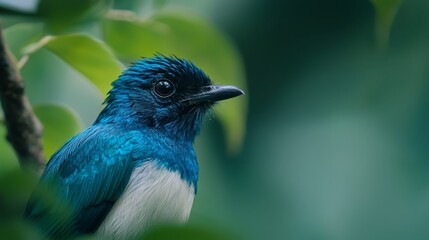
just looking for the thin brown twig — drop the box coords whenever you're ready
[0,22,45,173]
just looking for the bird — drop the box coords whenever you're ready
[24,55,244,239]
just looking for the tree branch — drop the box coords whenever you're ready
[0,23,45,173]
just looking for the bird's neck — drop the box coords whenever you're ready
[95,98,204,142]
[161,108,204,141]
[95,98,142,126]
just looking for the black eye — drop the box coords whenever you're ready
[154,79,175,98]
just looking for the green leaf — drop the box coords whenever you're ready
[370,0,404,49]
[102,10,248,153]
[33,104,82,158]
[37,0,112,32]
[3,23,45,59]
[0,168,39,218]
[24,34,124,96]
[44,34,124,96]
[0,220,44,240]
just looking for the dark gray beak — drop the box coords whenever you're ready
[183,85,244,105]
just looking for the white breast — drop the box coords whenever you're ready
[96,161,195,239]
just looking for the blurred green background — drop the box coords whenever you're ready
[2,0,429,239]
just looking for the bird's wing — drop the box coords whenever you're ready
[25,125,140,239]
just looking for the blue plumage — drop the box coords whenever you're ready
[24,56,243,239]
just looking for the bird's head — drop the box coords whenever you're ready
[97,55,243,141]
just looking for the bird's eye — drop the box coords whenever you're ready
[154,79,175,98]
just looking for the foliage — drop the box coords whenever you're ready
[370,0,404,49]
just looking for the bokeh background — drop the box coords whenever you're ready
[2,0,429,239]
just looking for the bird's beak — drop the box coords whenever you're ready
[183,85,244,105]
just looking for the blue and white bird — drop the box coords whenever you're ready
[24,56,244,239]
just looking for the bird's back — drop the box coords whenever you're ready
[24,124,141,238]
